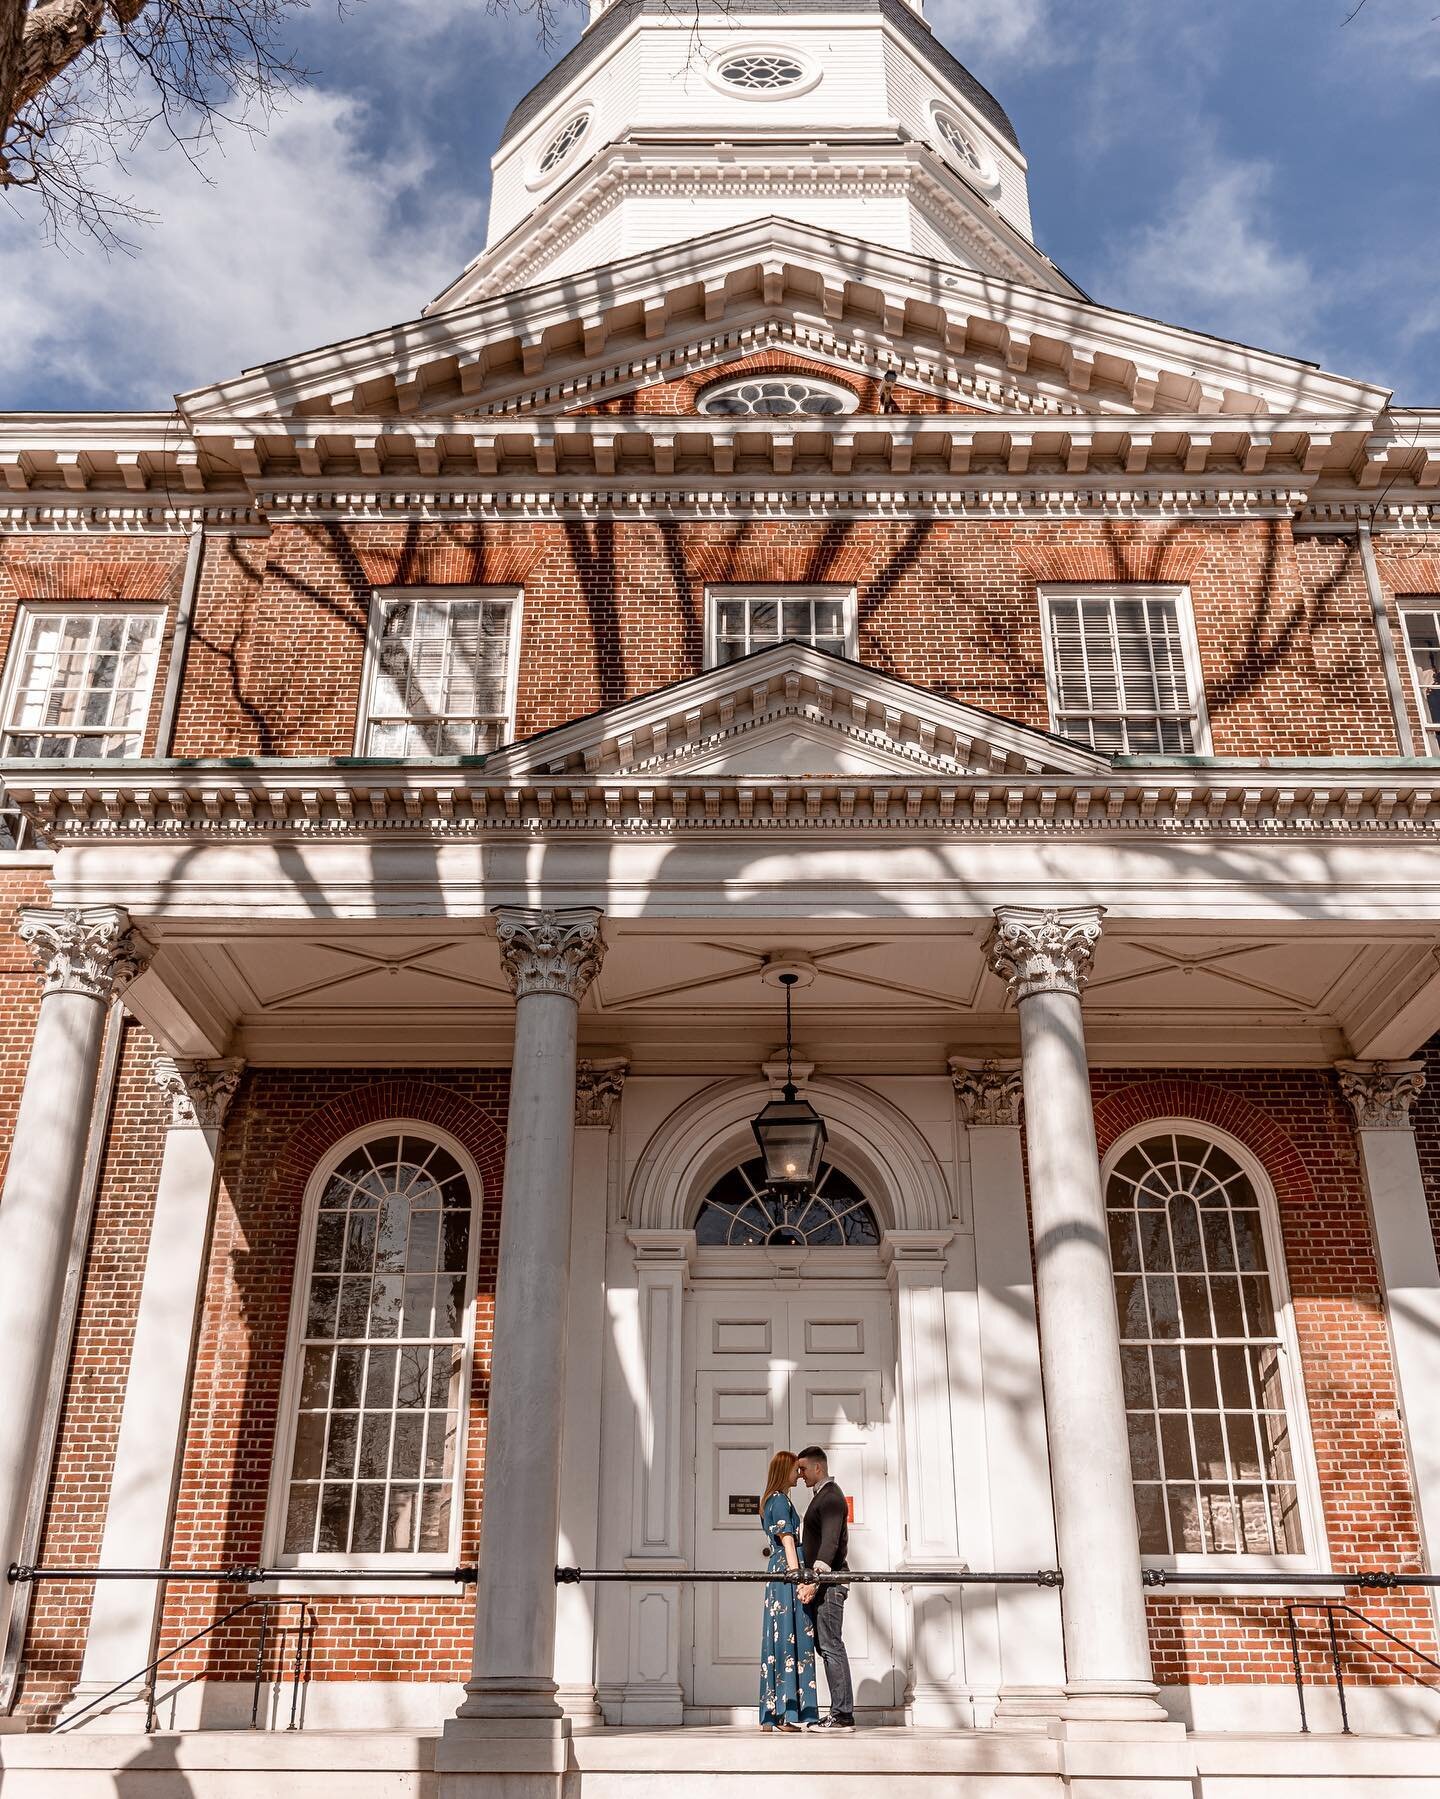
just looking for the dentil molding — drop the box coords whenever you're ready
[19,905,150,1003]
[495,905,607,1001]
[987,905,1105,1003]
[152,1056,246,1130]
[1335,1059,1427,1131]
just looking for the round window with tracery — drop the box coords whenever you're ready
[718,51,806,91]
[698,376,857,418]
[934,111,998,188]
[537,110,591,177]
[695,1155,881,1249]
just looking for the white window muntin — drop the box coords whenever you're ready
[0,602,164,760]
[704,586,857,668]
[1102,1119,1328,1577]
[1039,585,1211,756]
[1396,598,1440,755]
[526,102,595,190]
[264,1122,483,1575]
[929,103,1000,190]
[704,43,823,100]
[357,587,522,758]
[697,374,859,418]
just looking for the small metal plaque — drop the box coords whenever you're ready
[729,1494,761,1516]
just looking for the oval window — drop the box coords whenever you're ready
[933,110,999,188]
[536,110,591,180]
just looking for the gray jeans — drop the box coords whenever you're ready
[808,1584,853,1717]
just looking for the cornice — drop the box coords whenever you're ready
[470,145,1056,304]
[469,317,1079,419]
[12,765,1440,845]
[165,219,1389,426]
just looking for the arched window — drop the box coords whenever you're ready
[1105,1126,1314,1561]
[698,376,858,418]
[272,1126,480,1566]
[695,1155,881,1248]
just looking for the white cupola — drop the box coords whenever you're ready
[428,0,1071,312]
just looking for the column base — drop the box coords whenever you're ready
[556,1683,603,1731]
[990,1685,1069,1732]
[56,1682,153,1732]
[1051,1680,1178,1729]
[455,1677,566,1723]
[437,1707,573,1799]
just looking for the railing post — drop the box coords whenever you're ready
[1324,1607,1351,1735]
[1285,1607,1309,1734]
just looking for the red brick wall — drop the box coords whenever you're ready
[166,518,1400,758]
[15,1019,169,1720]
[149,1071,510,1695]
[1091,1072,1437,1689]
[1406,1033,1440,1269]
[569,350,985,416]
[0,535,189,758]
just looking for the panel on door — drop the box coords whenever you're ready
[693,1370,785,1704]
[790,1361,898,1707]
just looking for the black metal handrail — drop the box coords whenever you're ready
[1143,1568,1440,1589]
[9,1564,477,1585]
[54,1596,314,1735]
[556,1568,1062,1586]
[1285,1601,1440,1735]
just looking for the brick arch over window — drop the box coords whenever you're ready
[1018,539,1207,587]
[1092,1079,1317,1226]
[271,1078,508,1209]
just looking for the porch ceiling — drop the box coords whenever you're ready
[126,915,1440,1072]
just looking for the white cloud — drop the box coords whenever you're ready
[925,0,1060,68]
[1101,154,1321,358]
[0,89,488,408]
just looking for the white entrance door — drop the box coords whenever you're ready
[691,1289,900,1714]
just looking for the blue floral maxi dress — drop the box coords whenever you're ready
[758,1492,819,1728]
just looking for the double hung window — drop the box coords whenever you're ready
[360,588,520,756]
[0,604,163,760]
[271,1126,480,1570]
[706,587,856,667]
[1041,588,1209,755]
[1397,600,1440,754]
[1105,1124,1320,1568]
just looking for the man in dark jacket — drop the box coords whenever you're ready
[795,1445,854,1729]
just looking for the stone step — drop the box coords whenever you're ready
[2,1726,1440,1797]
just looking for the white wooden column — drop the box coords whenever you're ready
[554,1058,627,1726]
[1336,1060,1440,1614]
[885,1229,969,1724]
[0,907,148,1675]
[446,907,604,1761]
[618,1229,692,1724]
[952,1058,1068,1726]
[68,1056,244,1728]
[987,907,1166,1725]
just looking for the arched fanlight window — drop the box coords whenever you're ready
[695,1155,881,1248]
[273,1126,480,1564]
[697,376,859,418]
[1106,1126,1314,1560]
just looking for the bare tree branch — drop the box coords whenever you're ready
[0,0,572,247]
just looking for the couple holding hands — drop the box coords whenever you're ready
[758,1446,855,1732]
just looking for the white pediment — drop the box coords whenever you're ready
[481,642,1110,785]
[177,218,1390,426]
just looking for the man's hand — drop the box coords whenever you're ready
[797,1582,818,1604]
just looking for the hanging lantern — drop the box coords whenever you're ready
[751,972,827,1189]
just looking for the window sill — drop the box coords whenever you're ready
[248,1578,472,1599]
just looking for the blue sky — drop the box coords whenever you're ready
[1,0,1436,411]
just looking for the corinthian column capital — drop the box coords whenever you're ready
[575,1056,628,1127]
[950,1057,1024,1128]
[1336,1059,1427,1131]
[494,906,606,1002]
[19,905,151,1003]
[987,906,1105,1004]
[152,1056,246,1130]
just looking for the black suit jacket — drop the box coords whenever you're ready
[801,1479,849,1573]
